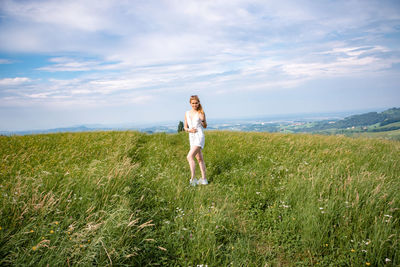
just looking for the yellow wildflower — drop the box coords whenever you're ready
[32,246,37,251]
[50,230,54,234]
[30,230,34,233]
[351,249,355,253]
[325,244,328,247]
[366,263,371,266]
[0,226,2,230]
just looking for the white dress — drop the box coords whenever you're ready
[186,111,205,149]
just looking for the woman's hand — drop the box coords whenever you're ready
[189,128,198,133]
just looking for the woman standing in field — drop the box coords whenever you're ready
[184,95,208,186]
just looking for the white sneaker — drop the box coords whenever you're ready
[189,178,197,186]
[197,178,208,185]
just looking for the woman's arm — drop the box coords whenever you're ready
[199,113,207,128]
[184,113,189,132]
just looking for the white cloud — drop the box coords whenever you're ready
[1,0,112,32]
[0,77,31,86]
[38,57,121,72]
[319,46,390,57]
[0,74,160,108]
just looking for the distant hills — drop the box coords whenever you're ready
[289,107,400,138]
[0,123,180,136]
[205,107,400,140]
[0,125,113,136]
[299,107,400,132]
[1,107,399,140]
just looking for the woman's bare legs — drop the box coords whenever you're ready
[195,149,206,180]
[187,146,201,180]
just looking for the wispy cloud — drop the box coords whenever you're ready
[0,77,31,86]
[1,0,114,32]
[37,57,121,72]
[318,46,390,56]
[281,45,398,78]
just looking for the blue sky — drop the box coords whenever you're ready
[0,0,399,131]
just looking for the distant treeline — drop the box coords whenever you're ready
[368,125,400,132]
[380,116,400,126]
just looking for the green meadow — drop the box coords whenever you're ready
[0,131,399,266]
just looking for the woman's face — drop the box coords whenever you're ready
[190,99,200,110]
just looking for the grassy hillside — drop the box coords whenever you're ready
[0,131,399,266]
[310,127,400,141]
[348,129,400,140]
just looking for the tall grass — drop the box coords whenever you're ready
[0,131,399,266]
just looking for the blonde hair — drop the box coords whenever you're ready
[190,95,204,114]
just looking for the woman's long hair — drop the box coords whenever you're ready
[190,95,207,128]
[190,95,204,114]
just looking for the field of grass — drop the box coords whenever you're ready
[305,127,400,141]
[1,131,399,266]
